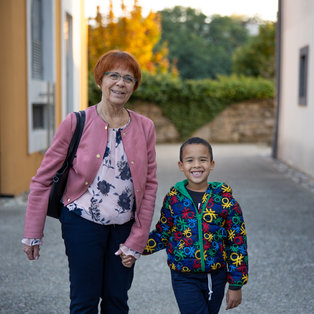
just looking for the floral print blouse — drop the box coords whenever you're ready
[67,122,134,225]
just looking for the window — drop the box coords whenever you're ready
[27,0,55,153]
[31,0,43,80]
[32,103,45,129]
[298,46,309,106]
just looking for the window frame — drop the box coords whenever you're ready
[298,45,309,106]
[27,0,55,153]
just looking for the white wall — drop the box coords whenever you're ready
[277,0,314,177]
[61,0,83,117]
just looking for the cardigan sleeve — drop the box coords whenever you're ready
[24,113,76,239]
[124,118,158,253]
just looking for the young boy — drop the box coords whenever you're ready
[139,137,248,313]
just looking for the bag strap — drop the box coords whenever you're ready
[66,111,86,167]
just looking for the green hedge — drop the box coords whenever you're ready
[88,71,275,139]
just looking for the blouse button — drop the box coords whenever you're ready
[123,132,126,136]
[131,161,134,165]
[84,181,89,185]
[105,126,108,130]
[96,154,101,158]
[67,198,71,202]
[136,189,139,193]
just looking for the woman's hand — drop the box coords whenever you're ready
[226,288,242,310]
[23,244,40,260]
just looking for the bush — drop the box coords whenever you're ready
[88,71,275,139]
[131,72,274,139]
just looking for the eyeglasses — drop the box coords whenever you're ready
[105,72,137,84]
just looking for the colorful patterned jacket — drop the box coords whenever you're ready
[143,179,248,289]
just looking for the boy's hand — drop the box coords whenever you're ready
[121,254,136,268]
[115,244,136,268]
[226,288,242,310]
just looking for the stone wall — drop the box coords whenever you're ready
[128,101,180,143]
[129,99,275,144]
[192,99,275,145]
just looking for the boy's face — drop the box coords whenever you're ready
[178,143,215,192]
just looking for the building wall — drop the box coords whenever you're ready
[0,0,87,196]
[277,0,314,177]
[61,0,85,116]
[58,0,88,121]
[0,1,43,195]
[80,0,88,113]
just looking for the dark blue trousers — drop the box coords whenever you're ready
[171,269,227,314]
[60,207,134,314]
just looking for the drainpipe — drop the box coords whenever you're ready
[272,0,282,158]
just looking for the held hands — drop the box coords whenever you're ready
[23,244,40,260]
[115,244,136,268]
[226,288,242,310]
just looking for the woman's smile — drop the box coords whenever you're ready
[111,89,126,95]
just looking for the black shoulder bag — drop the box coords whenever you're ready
[47,111,86,219]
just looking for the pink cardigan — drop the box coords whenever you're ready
[24,106,158,253]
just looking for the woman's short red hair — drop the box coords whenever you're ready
[94,50,142,91]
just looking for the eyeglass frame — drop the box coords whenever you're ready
[104,71,138,84]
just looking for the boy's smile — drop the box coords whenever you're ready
[178,143,215,192]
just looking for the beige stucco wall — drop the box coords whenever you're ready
[277,0,314,177]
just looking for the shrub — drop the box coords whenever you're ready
[131,72,274,139]
[88,72,102,106]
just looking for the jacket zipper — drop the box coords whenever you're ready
[195,204,205,271]
[183,188,212,272]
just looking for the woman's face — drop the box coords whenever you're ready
[100,67,136,108]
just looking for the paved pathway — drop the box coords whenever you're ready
[1,144,314,313]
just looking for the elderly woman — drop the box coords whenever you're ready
[23,50,158,313]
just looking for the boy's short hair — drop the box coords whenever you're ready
[179,137,213,162]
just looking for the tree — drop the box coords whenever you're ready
[158,7,250,79]
[88,0,169,73]
[232,22,276,79]
[207,15,250,75]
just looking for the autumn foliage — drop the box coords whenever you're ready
[88,0,170,73]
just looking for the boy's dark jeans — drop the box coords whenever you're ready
[171,268,227,314]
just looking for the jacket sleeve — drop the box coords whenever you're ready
[24,113,76,239]
[142,194,173,255]
[221,184,249,289]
